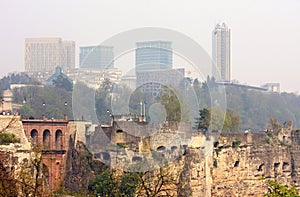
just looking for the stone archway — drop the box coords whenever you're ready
[43,130,51,149]
[55,130,63,150]
[30,129,38,144]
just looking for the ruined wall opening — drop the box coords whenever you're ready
[274,162,280,169]
[282,162,289,171]
[214,141,219,147]
[157,146,166,151]
[182,144,188,155]
[132,156,142,162]
[55,130,63,150]
[258,163,264,171]
[234,160,239,167]
[116,129,123,133]
[171,146,178,151]
[43,129,51,149]
[99,152,110,161]
[30,129,38,144]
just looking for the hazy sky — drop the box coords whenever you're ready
[1,0,300,93]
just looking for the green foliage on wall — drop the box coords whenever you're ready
[0,133,20,145]
[264,179,300,197]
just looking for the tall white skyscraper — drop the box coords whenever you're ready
[212,23,231,82]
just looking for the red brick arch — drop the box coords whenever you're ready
[30,129,38,144]
[22,119,68,190]
[23,119,67,150]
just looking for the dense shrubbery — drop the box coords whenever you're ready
[0,133,20,145]
[265,179,300,197]
[88,169,140,197]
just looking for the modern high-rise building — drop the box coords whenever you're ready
[212,23,231,82]
[25,38,75,73]
[62,41,75,72]
[134,41,184,97]
[79,45,114,69]
[135,41,172,72]
[136,68,185,97]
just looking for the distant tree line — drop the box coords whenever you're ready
[193,76,300,131]
[0,73,40,91]
[7,73,300,130]
[195,107,240,133]
[13,86,72,120]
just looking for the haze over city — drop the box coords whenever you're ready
[2,1,300,196]
[1,0,300,92]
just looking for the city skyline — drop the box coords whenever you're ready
[1,0,300,93]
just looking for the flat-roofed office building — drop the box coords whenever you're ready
[135,41,172,72]
[25,37,75,73]
[79,45,114,69]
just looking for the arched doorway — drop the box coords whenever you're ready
[30,129,38,144]
[43,130,51,149]
[55,130,63,150]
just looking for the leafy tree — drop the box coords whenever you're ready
[52,75,73,91]
[0,115,21,145]
[195,107,240,132]
[0,152,19,197]
[72,82,97,122]
[223,109,240,132]
[0,116,49,196]
[195,108,211,132]
[192,77,300,131]
[88,169,140,197]
[268,117,282,133]
[0,146,50,197]
[17,146,50,197]
[159,93,181,122]
[118,172,140,196]
[88,169,117,197]
[0,73,39,91]
[210,107,226,131]
[88,163,185,197]
[95,89,111,124]
[13,86,72,119]
[135,167,180,197]
[264,179,299,197]
[19,103,35,118]
[0,133,20,145]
